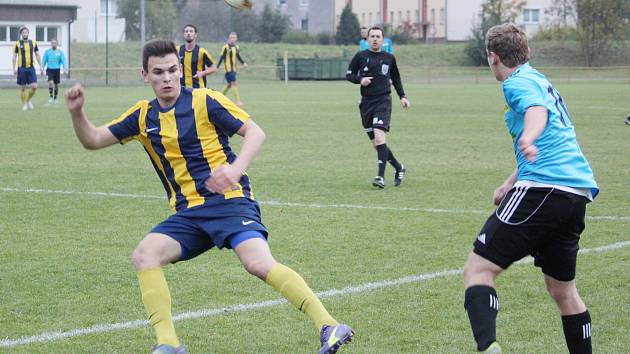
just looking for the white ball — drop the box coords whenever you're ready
[224,0,253,9]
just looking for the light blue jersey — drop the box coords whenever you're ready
[42,48,67,71]
[358,37,393,53]
[502,63,598,198]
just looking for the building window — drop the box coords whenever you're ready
[431,9,435,24]
[35,26,60,42]
[415,9,420,24]
[362,13,365,26]
[278,0,287,6]
[407,10,411,22]
[100,0,119,16]
[0,26,6,42]
[439,8,445,25]
[300,0,308,6]
[9,26,21,41]
[523,9,540,23]
[398,11,402,25]
[390,11,394,24]
[301,19,308,31]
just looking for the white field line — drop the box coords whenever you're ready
[2,187,629,221]
[1,240,629,347]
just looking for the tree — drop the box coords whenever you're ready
[464,0,526,66]
[117,0,177,40]
[575,0,629,66]
[258,4,290,43]
[335,4,361,45]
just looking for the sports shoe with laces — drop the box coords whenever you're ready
[372,176,385,189]
[481,341,502,353]
[27,101,34,110]
[318,324,354,354]
[394,165,406,187]
[48,97,54,103]
[151,344,188,354]
[625,114,630,125]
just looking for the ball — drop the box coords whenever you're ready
[224,0,253,9]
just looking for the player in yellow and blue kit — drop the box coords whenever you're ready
[218,32,247,106]
[463,24,598,354]
[12,26,42,111]
[65,39,353,354]
[177,24,217,88]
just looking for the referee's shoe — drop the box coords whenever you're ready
[625,114,630,125]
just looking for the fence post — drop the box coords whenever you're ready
[283,51,288,85]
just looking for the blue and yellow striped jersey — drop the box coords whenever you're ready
[217,44,245,73]
[177,44,215,88]
[107,88,254,212]
[13,39,39,69]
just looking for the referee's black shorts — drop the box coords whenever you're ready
[46,69,61,84]
[359,94,392,133]
[473,186,589,281]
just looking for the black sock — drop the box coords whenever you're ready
[465,285,499,351]
[387,148,402,171]
[375,144,388,178]
[562,311,592,354]
[54,85,58,99]
[49,86,53,98]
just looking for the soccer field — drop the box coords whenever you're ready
[0,80,628,353]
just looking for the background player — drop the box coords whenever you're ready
[178,24,217,88]
[12,26,42,111]
[347,26,410,188]
[42,39,67,104]
[65,39,353,354]
[217,32,248,106]
[463,24,598,354]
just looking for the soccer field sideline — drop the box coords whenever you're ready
[2,187,629,221]
[1,239,628,348]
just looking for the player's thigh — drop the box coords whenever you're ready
[134,232,183,265]
[148,213,214,262]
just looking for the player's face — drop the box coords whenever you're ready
[20,29,29,40]
[51,39,58,49]
[143,53,182,104]
[368,30,383,51]
[486,50,502,81]
[361,28,368,39]
[229,33,237,44]
[184,27,197,43]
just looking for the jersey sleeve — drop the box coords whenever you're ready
[236,47,245,64]
[42,50,48,68]
[390,56,405,98]
[33,41,38,52]
[14,42,18,53]
[346,52,362,84]
[503,77,546,114]
[106,102,145,144]
[202,49,214,66]
[217,45,226,67]
[205,90,250,136]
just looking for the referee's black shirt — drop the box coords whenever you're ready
[346,49,406,99]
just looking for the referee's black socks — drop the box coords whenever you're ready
[49,86,53,98]
[375,144,388,178]
[465,285,499,351]
[562,311,592,354]
[387,147,402,171]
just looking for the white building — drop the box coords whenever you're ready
[71,0,125,43]
[0,0,77,75]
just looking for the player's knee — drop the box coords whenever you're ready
[131,244,160,270]
[546,282,579,305]
[243,258,273,279]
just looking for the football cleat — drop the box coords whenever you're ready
[625,114,630,125]
[48,97,54,103]
[151,344,188,354]
[481,342,502,353]
[22,104,28,111]
[372,176,385,189]
[318,324,354,354]
[394,165,406,187]
[27,101,34,110]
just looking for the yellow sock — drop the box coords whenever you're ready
[19,91,27,104]
[265,263,337,330]
[27,88,36,101]
[232,87,241,102]
[222,85,230,95]
[137,268,180,347]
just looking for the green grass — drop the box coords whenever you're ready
[0,79,629,353]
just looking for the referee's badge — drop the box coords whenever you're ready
[381,64,389,75]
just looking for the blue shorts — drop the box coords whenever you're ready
[151,198,268,261]
[17,67,37,85]
[225,72,237,83]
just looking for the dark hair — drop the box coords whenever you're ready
[183,24,197,33]
[142,39,178,71]
[485,24,529,68]
[361,26,368,30]
[367,26,384,38]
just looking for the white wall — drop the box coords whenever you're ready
[1,21,70,75]
[72,0,125,43]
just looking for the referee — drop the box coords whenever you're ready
[346,26,410,188]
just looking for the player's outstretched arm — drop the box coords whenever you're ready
[65,84,119,150]
[204,119,265,194]
[519,106,548,162]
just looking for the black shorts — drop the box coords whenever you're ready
[46,69,61,84]
[359,95,392,134]
[473,186,589,281]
